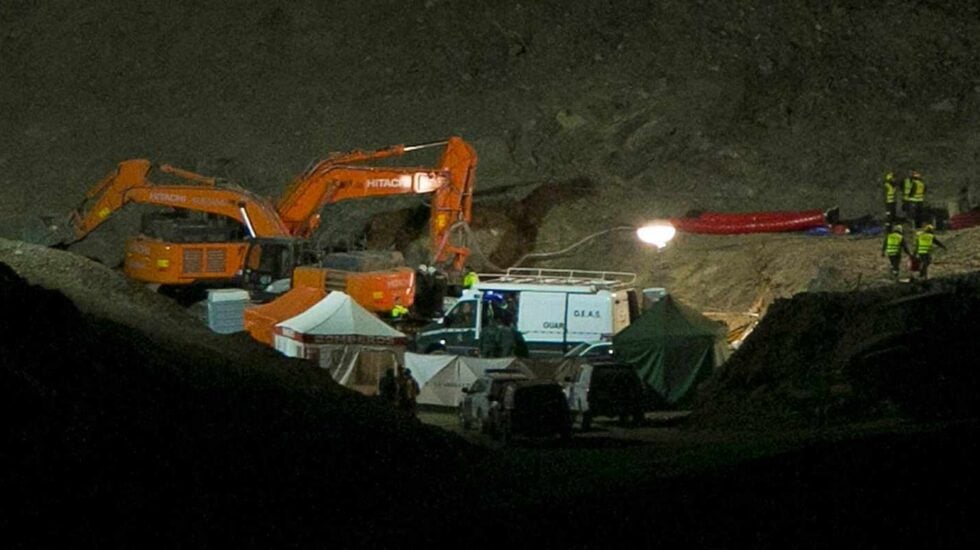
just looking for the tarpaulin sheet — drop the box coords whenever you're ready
[613,296,729,407]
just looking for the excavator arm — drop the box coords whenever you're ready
[277,165,448,237]
[430,136,477,273]
[66,160,290,243]
[274,136,478,273]
[276,141,449,237]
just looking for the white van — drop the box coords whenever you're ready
[413,268,638,358]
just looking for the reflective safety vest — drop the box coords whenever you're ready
[391,304,409,318]
[907,178,926,203]
[884,180,896,203]
[915,232,935,255]
[885,231,904,256]
[463,271,479,289]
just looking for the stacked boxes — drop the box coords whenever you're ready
[206,289,250,334]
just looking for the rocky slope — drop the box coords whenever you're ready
[3,240,977,548]
[2,1,979,306]
[4,4,980,543]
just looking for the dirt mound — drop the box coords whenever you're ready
[2,243,978,547]
[692,273,980,428]
[0,258,480,547]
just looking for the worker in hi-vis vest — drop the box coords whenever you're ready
[903,170,926,228]
[390,298,409,320]
[462,268,479,289]
[882,223,912,281]
[882,171,897,222]
[913,224,946,280]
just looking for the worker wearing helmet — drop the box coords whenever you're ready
[882,171,897,221]
[882,223,912,281]
[903,170,926,228]
[902,171,914,215]
[913,224,946,280]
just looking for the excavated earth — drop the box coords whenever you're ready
[3,1,980,547]
[2,242,978,548]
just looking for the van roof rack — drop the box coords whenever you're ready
[480,267,636,289]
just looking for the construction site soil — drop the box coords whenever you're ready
[3,1,980,547]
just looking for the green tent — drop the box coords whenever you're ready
[613,295,730,408]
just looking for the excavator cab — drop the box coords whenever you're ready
[241,237,312,297]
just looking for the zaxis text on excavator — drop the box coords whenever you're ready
[62,136,477,313]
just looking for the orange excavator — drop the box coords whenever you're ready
[272,135,476,274]
[63,137,477,312]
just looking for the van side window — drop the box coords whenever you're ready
[447,301,476,329]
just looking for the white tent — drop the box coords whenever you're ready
[404,352,533,407]
[274,292,408,395]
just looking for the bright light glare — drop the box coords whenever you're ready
[636,222,676,248]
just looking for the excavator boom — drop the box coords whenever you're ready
[276,141,448,237]
[274,136,477,273]
[277,165,448,237]
[67,160,289,243]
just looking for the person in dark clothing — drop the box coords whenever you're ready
[479,321,502,358]
[495,315,529,358]
[397,368,420,416]
[412,264,446,319]
[512,329,529,358]
[497,318,517,357]
[378,368,398,405]
[904,170,926,228]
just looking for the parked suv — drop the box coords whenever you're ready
[562,359,645,430]
[562,340,615,360]
[459,369,530,433]
[492,379,573,443]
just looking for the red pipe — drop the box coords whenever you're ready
[697,209,825,223]
[670,210,827,234]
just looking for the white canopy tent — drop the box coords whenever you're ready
[274,292,408,395]
[405,352,533,407]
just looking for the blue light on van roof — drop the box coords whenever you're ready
[481,291,504,303]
